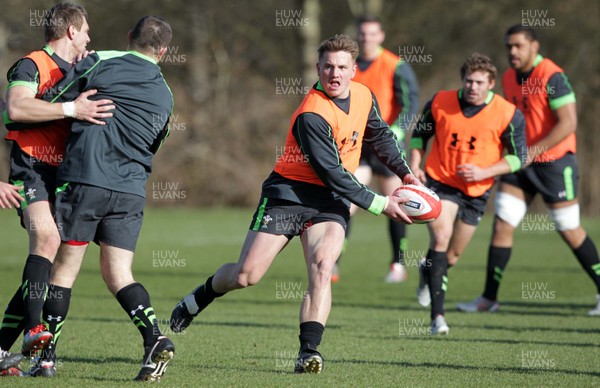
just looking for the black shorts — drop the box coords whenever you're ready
[8,143,57,218]
[54,183,145,252]
[249,197,350,239]
[500,152,579,204]
[359,142,405,178]
[426,175,490,226]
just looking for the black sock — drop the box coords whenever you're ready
[192,276,225,314]
[42,284,71,348]
[299,321,324,351]
[116,283,161,348]
[22,254,53,332]
[389,219,407,265]
[482,246,512,301]
[428,250,448,320]
[572,236,600,293]
[0,287,25,350]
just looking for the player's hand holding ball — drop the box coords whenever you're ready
[392,184,441,224]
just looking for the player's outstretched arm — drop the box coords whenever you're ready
[6,86,114,125]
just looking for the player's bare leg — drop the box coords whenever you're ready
[422,200,458,334]
[295,221,344,373]
[170,231,289,333]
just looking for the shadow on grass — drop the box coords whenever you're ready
[369,335,599,349]
[66,315,341,330]
[328,357,600,378]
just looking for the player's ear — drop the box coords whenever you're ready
[67,25,76,40]
[489,78,496,90]
[531,39,540,53]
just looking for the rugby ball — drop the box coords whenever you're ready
[393,185,441,224]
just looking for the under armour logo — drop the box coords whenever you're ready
[513,96,529,111]
[130,304,144,316]
[340,131,359,149]
[450,133,477,150]
[451,133,459,147]
[46,315,62,322]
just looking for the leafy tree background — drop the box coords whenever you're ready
[1,0,597,213]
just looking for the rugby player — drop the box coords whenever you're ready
[411,53,526,334]
[457,25,600,316]
[170,34,420,374]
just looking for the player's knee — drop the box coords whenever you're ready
[447,251,460,267]
[311,255,335,285]
[431,229,452,250]
[235,271,260,288]
[495,192,526,228]
[31,229,61,257]
[547,204,580,232]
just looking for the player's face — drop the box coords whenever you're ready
[357,22,384,56]
[462,70,495,106]
[505,33,538,72]
[317,51,356,99]
[72,19,91,55]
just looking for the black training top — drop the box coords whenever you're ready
[45,50,173,198]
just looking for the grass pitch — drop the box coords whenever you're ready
[1,208,599,386]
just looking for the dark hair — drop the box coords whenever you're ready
[129,16,172,53]
[44,2,88,42]
[460,53,497,81]
[356,14,382,28]
[317,34,359,61]
[505,24,538,41]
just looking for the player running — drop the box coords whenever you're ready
[333,15,420,283]
[457,25,600,316]
[171,34,420,374]
[411,53,526,334]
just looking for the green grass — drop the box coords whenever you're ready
[1,208,599,386]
